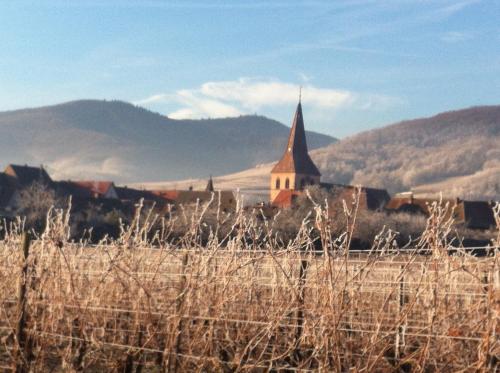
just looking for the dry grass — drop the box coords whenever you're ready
[0,196,499,372]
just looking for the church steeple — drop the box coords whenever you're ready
[270,100,321,203]
[205,175,214,192]
[271,101,321,176]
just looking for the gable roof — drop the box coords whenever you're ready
[271,102,321,176]
[271,190,302,208]
[320,183,391,210]
[4,164,52,187]
[54,181,93,199]
[72,181,115,197]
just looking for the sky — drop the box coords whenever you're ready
[0,0,499,138]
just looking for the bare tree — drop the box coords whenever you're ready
[14,181,60,230]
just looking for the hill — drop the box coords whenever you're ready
[313,106,500,200]
[147,106,500,201]
[0,100,335,183]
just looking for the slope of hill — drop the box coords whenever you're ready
[313,106,500,200]
[148,106,500,201]
[0,100,335,183]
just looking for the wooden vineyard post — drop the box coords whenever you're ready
[395,264,406,362]
[12,233,32,373]
[293,254,309,363]
[168,251,189,373]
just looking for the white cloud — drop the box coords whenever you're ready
[436,0,481,17]
[134,77,401,120]
[198,78,353,111]
[134,93,170,106]
[169,90,242,119]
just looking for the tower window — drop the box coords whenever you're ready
[300,178,305,188]
[275,178,280,189]
[285,178,290,189]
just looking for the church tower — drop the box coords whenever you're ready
[270,100,321,203]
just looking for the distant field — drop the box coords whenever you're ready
[132,163,273,203]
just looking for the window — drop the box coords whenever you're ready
[285,178,290,189]
[300,178,305,188]
[275,178,280,189]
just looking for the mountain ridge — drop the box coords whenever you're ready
[0,99,335,183]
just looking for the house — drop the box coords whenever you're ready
[0,164,53,214]
[269,101,390,211]
[386,193,496,230]
[71,181,119,199]
[320,183,391,211]
[55,181,94,200]
[4,164,52,187]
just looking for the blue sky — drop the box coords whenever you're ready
[0,0,499,137]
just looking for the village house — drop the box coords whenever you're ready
[270,101,390,211]
[386,192,496,230]
[0,164,53,216]
[71,181,119,199]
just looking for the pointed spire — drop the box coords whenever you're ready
[205,175,214,192]
[271,100,321,177]
[286,101,308,156]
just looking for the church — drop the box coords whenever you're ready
[270,100,391,211]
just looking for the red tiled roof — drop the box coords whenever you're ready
[271,102,321,176]
[385,196,458,214]
[152,190,179,201]
[73,181,114,196]
[271,190,303,208]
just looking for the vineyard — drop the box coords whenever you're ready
[0,198,499,372]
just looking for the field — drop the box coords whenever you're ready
[0,200,499,372]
